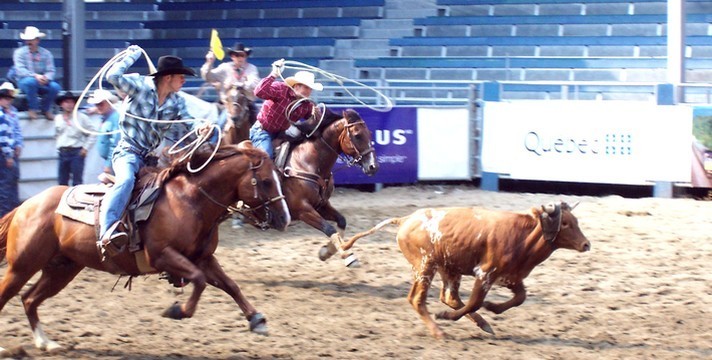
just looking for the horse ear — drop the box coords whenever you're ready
[237,140,254,150]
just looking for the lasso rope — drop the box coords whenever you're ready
[276,60,393,112]
[71,46,220,173]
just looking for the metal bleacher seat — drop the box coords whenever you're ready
[145,18,361,40]
[155,0,385,19]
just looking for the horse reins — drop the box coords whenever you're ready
[198,157,284,230]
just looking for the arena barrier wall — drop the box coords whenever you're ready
[481,101,692,186]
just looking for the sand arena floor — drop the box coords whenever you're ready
[0,184,710,359]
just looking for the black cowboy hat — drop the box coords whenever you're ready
[55,90,80,105]
[226,42,252,57]
[148,55,196,77]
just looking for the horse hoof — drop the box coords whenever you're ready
[161,302,185,320]
[343,254,360,268]
[249,313,268,335]
[318,244,336,261]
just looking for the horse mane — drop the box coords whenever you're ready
[136,145,262,189]
[313,108,361,133]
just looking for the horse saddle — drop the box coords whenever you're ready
[274,142,291,171]
[56,181,162,254]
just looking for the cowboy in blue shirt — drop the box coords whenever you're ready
[99,45,198,250]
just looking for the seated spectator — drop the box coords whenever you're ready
[12,26,61,120]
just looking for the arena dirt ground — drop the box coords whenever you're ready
[0,184,710,359]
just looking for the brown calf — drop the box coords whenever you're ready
[342,201,590,339]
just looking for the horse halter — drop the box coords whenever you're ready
[227,84,248,118]
[331,119,374,167]
[199,157,284,230]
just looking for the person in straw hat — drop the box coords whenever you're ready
[0,82,22,217]
[12,26,61,120]
[53,90,97,187]
[86,89,120,175]
[201,42,260,126]
[249,59,323,158]
[98,45,202,254]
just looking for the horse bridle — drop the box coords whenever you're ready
[327,119,374,167]
[227,85,249,120]
[198,157,284,230]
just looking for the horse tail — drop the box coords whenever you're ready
[341,216,405,251]
[0,208,18,265]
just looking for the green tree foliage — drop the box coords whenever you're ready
[693,115,712,149]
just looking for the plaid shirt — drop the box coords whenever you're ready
[254,75,313,133]
[106,48,193,154]
[0,113,14,159]
[4,106,22,150]
[13,46,56,80]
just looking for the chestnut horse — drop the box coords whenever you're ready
[0,142,290,353]
[280,108,378,267]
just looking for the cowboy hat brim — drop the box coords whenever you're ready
[148,67,197,77]
[55,94,80,105]
[285,77,324,91]
[227,48,252,56]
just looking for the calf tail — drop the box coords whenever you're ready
[0,208,18,265]
[342,216,404,251]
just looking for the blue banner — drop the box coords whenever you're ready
[332,107,418,184]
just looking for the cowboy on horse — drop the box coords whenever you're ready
[98,45,205,253]
[201,42,259,129]
[249,59,323,158]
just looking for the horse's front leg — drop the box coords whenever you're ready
[298,207,359,268]
[198,255,267,334]
[151,247,206,320]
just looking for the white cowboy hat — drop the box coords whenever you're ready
[20,26,46,40]
[285,71,323,91]
[87,89,119,105]
[0,82,17,98]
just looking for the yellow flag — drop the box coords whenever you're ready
[210,29,225,61]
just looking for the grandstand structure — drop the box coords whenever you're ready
[2,0,711,198]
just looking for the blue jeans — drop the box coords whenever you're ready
[17,77,61,112]
[57,147,84,186]
[0,155,19,217]
[99,147,144,238]
[249,122,275,157]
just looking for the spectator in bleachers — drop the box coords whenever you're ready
[0,83,22,217]
[200,42,259,126]
[12,26,61,121]
[86,89,120,175]
[250,60,322,158]
[54,91,97,186]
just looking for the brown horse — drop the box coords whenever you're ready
[279,108,378,268]
[221,84,253,145]
[0,142,290,353]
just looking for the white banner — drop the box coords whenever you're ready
[417,108,471,180]
[482,101,692,185]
